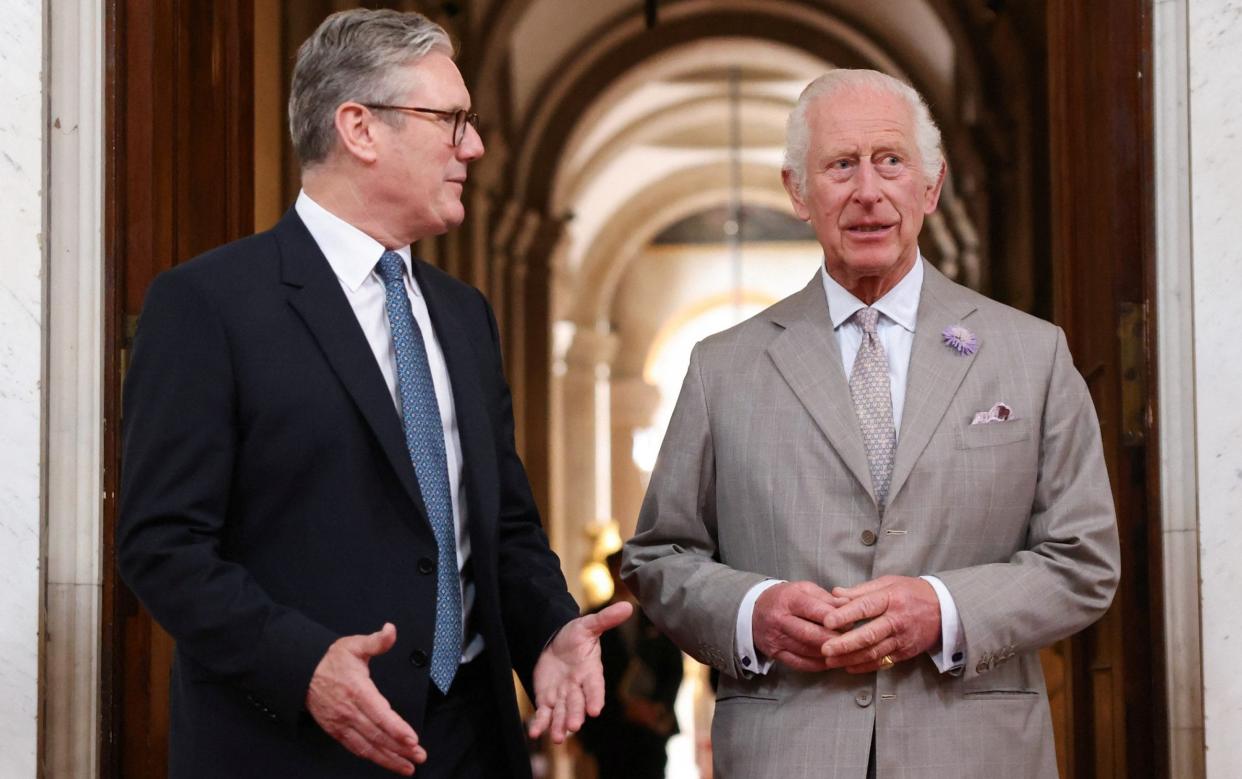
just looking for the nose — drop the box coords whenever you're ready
[457,121,484,162]
[852,160,883,205]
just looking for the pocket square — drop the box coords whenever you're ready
[971,402,1013,425]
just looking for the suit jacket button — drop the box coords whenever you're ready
[854,690,873,707]
[860,530,877,546]
[417,557,434,575]
[409,649,428,668]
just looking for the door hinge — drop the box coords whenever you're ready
[1117,301,1148,446]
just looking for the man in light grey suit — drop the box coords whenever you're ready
[621,69,1120,778]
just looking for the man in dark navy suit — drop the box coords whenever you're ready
[117,9,628,778]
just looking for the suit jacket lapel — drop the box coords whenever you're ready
[887,261,980,505]
[766,275,877,504]
[273,210,432,526]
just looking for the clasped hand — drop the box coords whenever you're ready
[753,576,940,674]
[820,575,941,673]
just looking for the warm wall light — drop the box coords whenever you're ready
[580,561,613,607]
[581,518,623,607]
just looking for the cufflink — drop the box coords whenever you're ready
[742,656,752,667]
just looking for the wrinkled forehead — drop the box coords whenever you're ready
[808,87,918,149]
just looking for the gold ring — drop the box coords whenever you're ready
[878,655,895,670]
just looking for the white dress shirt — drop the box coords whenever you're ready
[734,256,965,675]
[295,191,482,661]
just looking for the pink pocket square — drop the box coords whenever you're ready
[971,402,1013,425]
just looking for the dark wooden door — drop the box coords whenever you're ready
[102,1,254,776]
[1044,0,1162,777]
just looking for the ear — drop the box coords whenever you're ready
[334,102,380,164]
[782,169,811,221]
[923,160,947,214]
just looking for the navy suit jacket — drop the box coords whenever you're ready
[117,209,579,778]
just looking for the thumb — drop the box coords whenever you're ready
[583,601,633,636]
[357,622,398,658]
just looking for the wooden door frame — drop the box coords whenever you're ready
[1046,0,1166,776]
[101,1,254,775]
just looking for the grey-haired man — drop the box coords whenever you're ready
[624,69,1119,778]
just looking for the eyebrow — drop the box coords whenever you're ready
[821,140,911,158]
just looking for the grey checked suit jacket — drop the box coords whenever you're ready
[622,261,1120,779]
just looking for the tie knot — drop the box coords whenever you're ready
[377,251,405,284]
[854,306,880,335]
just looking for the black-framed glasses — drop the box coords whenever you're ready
[363,104,480,146]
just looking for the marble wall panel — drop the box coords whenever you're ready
[1189,0,1242,774]
[0,0,45,776]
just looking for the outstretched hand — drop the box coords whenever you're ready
[306,623,426,776]
[528,601,634,743]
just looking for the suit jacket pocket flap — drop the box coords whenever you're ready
[956,418,1031,449]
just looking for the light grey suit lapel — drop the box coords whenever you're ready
[888,261,981,505]
[766,275,876,504]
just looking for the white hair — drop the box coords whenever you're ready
[289,9,454,166]
[782,69,943,195]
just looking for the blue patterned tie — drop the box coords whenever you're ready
[377,251,461,693]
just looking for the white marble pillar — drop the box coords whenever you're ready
[551,324,618,605]
[0,1,45,776]
[609,376,660,541]
[44,0,105,775]
[1188,1,1242,774]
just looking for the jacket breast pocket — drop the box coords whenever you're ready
[955,418,1031,449]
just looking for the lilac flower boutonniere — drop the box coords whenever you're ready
[942,324,978,356]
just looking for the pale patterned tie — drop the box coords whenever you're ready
[377,251,461,693]
[849,307,896,510]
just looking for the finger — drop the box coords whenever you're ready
[578,601,634,636]
[831,576,896,599]
[828,635,903,671]
[563,683,587,734]
[775,613,836,651]
[528,704,553,739]
[354,684,420,753]
[353,717,421,767]
[550,691,569,743]
[822,615,895,658]
[338,726,415,776]
[822,591,890,630]
[581,660,607,717]
[786,590,841,625]
[357,622,398,659]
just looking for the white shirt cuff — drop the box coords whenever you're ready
[735,579,783,676]
[921,575,966,674]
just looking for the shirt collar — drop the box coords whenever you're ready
[819,253,924,333]
[294,189,416,295]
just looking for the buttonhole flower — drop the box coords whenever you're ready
[942,324,978,356]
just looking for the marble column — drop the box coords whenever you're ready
[1154,2,1205,776]
[44,0,105,775]
[609,376,661,541]
[552,325,617,606]
[0,2,45,775]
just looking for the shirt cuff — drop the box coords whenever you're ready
[735,579,783,676]
[921,575,966,674]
